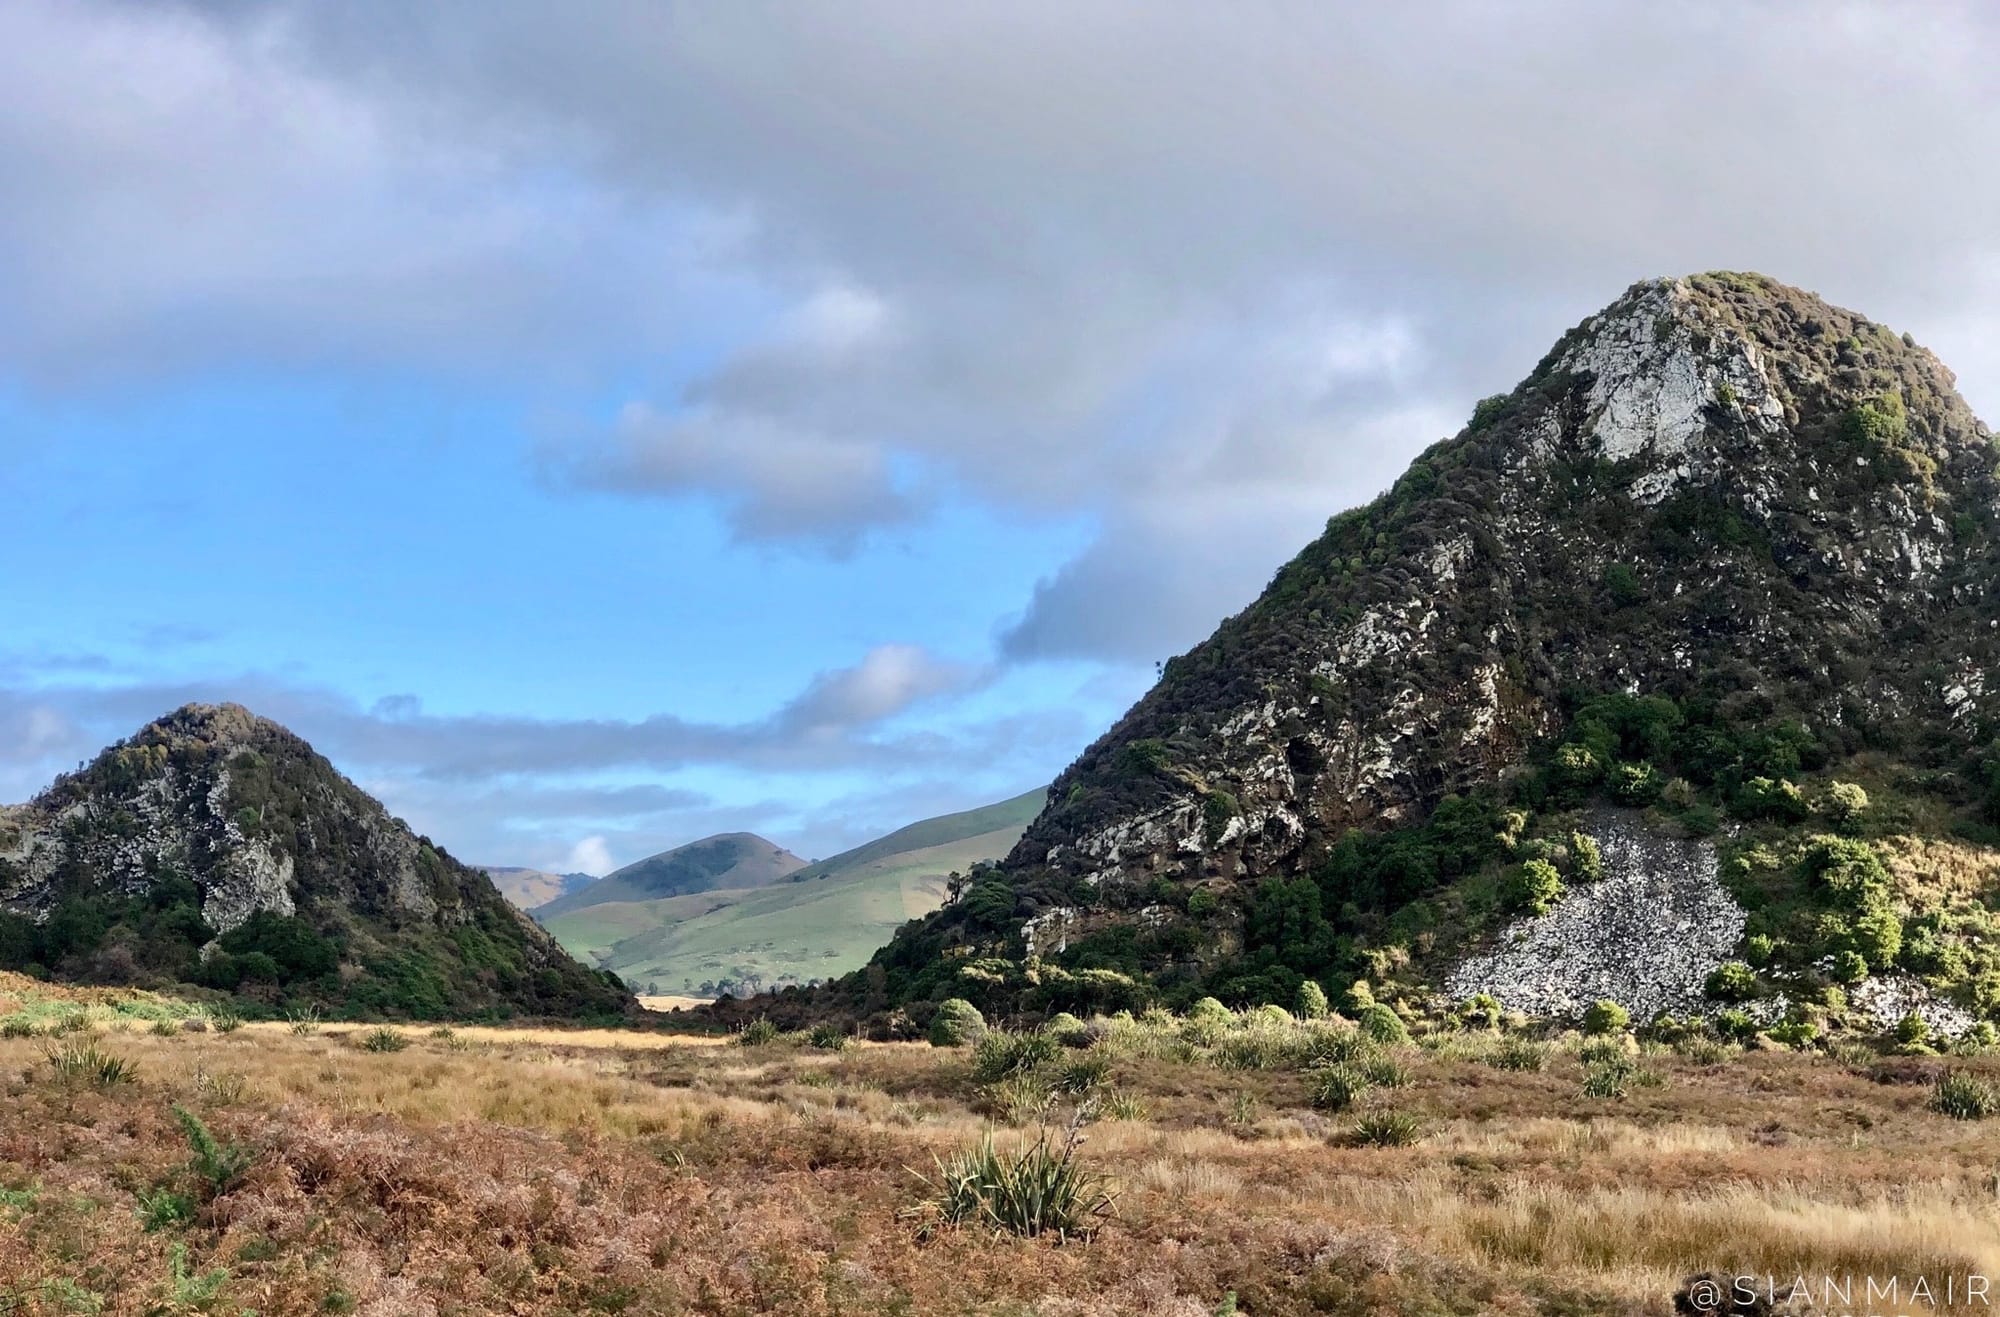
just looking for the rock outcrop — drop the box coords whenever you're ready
[0,703,632,1019]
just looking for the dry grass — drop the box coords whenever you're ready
[3,1003,2000,1314]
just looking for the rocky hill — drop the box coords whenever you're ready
[0,704,633,1020]
[839,273,2000,1034]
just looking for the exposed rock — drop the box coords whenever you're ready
[1446,810,1745,1022]
[1849,973,1976,1040]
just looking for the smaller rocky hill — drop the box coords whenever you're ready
[0,704,632,1020]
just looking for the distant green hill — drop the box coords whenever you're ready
[534,833,805,918]
[536,789,1044,997]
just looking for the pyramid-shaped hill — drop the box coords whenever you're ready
[837,272,2000,1027]
[0,703,633,1020]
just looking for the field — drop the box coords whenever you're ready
[4,977,2000,1314]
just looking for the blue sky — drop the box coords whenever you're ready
[5,1,2000,872]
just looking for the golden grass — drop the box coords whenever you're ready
[5,1017,2000,1314]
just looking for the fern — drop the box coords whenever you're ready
[171,1105,254,1200]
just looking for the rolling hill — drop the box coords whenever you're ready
[536,789,1044,996]
[479,866,595,910]
[534,832,805,918]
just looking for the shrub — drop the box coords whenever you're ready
[172,1105,254,1200]
[1713,1009,1757,1041]
[917,1121,1115,1239]
[928,999,986,1048]
[150,1018,181,1038]
[358,1028,408,1053]
[1357,1003,1409,1045]
[1569,832,1603,881]
[1769,1020,1819,1048]
[973,1030,1061,1082]
[1296,980,1330,1020]
[1350,1110,1425,1147]
[1895,1012,1931,1049]
[285,1006,321,1037]
[44,1040,138,1089]
[1098,1090,1147,1121]
[1188,997,1232,1026]
[1041,1011,1089,1047]
[807,1023,850,1052]
[210,1011,244,1035]
[1506,860,1564,915]
[738,1017,781,1047]
[1310,1064,1371,1112]
[1342,980,1375,1013]
[136,1186,196,1232]
[1821,781,1870,831]
[1459,993,1502,1030]
[1931,1070,1999,1120]
[1583,999,1630,1035]
[1608,762,1662,805]
[1705,962,1758,1003]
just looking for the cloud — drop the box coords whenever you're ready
[10,1,2000,659]
[561,836,613,878]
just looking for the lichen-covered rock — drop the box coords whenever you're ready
[1446,810,1745,1022]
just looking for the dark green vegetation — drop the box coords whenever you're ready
[538,789,1042,998]
[770,274,2000,1034]
[535,833,807,917]
[0,704,631,1022]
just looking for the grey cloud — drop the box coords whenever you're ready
[13,1,2000,654]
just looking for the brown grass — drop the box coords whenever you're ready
[3,1014,2000,1314]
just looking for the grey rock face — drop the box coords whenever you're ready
[1446,810,1746,1022]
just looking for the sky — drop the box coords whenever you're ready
[5,1,2000,873]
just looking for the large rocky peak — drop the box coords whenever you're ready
[1007,273,2000,897]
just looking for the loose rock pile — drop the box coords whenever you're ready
[1448,809,1745,1022]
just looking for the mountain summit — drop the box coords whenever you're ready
[0,703,631,1019]
[854,273,2000,1020]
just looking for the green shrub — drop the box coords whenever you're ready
[1041,1011,1089,1047]
[285,1006,321,1037]
[1357,1003,1409,1045]
[1350,1110,1425,1147]
[137,1186,196,1232]
[1458,993,1502,1030]
[44,1040,138,1089]
[1832,950,1869,984]
[1296,981,1330,1020]
[1768,1020,1818,1048]
[1309,1064,1371,1112]
[973,1030,1061,1082]
[1705,962,1758,1002]
[1569,833,1603,881]
[928,999,986,1047]
[738,1017,781,1047]
[1506,860,1564,915]
[357,1027,408,1053]
[1931,1070,1999,1120]
[918,1123,1115,1239]
[172,1105,254,1200]
[1713,1009,1757,1041]
[1821,781,1870,831]
[1895,1012,1931,1048]
[1342,980,1375,1013]
[1582,999,1630,1035]
[1608,762,1663,805]
[807,1023,850,1052]
[210,1011,243,1035]
[1098,1090,1147,1121]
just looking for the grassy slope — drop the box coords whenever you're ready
[539,790,1045,994]
[535,834,805,917]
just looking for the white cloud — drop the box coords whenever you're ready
[562,835,614,878]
